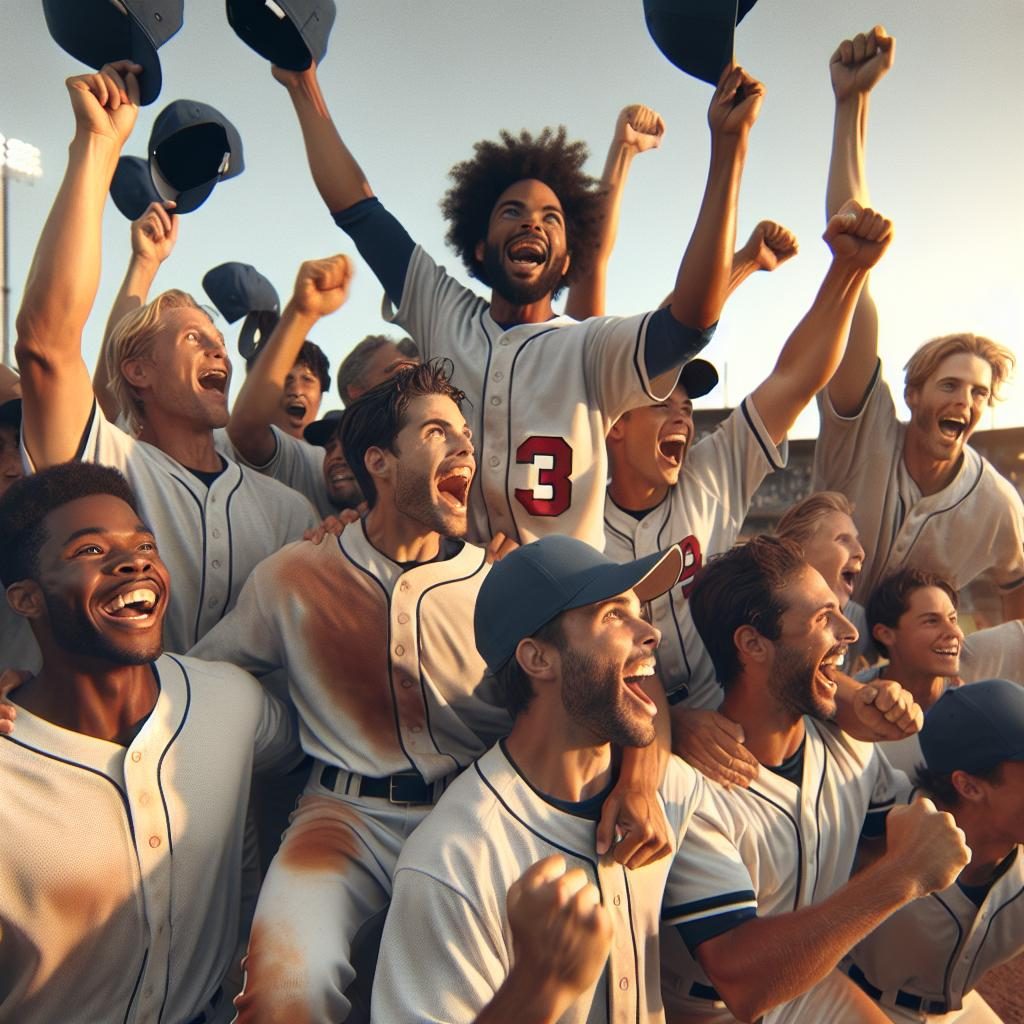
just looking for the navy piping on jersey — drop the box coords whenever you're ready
[123,949,149,1024]
[630,311,653,396]
[748,785,804,912]
[339,538,418,774]
[75,402,98,461]
[622,869,642,1024]
[168,474,208,647]
[663,889,758,951]
[654,503,695,681]
[739,397,785,472]
[963,879,1024,994]
[473,306,498,544]
[931,890,966,998]
[810,742,829,903]
[502,324,568,537]
[155,657,192,855]
[899,463,985,569]
[413,549,490,772]
[221,471,246,630]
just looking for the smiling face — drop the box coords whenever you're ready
[129,305,232,430]
[905,352,993,465]
[766,566,858,722]
[555,591,661,748]
[610,385,694,496]
[474,179,570,306]
[798,510,865,605]
[321,434,363,511]
[876,585,964,680]
[31,494,169,663]
[381,394,475,538]
[278,361,324,438]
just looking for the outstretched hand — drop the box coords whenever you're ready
[738,220,798,273]
[66,61,142,147]
[823,200,893,269]
[291,255,354,319]
[708,64,765,139]
[830,26,895,102]
[615,104,665,154]
[131,202,179,267]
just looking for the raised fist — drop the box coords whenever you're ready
[831,26,895,102]
[885,796,971,897]
[291,254,354,319]
[131,202,179,267]
[823,200,893,270]
[709,64,765,138]
[616,104,665,154]
[739,221,798,273]
[66,61,142,147]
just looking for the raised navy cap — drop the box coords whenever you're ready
[475,535,683,675]
[920,679,1024,776]
[149,100,244,214]
[226,0,336,70]
[680,357,719,400]
[203,262,279,323]
[110,156,164,221]
[43,0,183,105]
[643,0,760,85]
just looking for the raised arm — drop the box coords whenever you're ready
[726,220,798,298]
[696,798,969,1023]
[825,26,895,415]
[15,62,140,467]
[749,200,893,445]
[564,104,664,320]
[227,254,353,466]
[94,200,179,422]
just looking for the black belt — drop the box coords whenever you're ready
[319,763,436,805]
[847,963,949,1016]
[689,981,723,1002]
[186,986,223,1024]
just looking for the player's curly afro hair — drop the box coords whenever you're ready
[441,127,604,295]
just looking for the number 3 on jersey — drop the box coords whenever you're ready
[514,436,573,516]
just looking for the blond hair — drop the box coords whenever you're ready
[903,333,1015,406]
[775,491,855,546]
[106,289,205,432]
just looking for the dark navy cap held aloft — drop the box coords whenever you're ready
[226,0,336,71]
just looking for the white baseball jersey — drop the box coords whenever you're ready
[604,396,787,709]
[20,403,318,653]
[191,522,512,1023]
[0,653,297,1024]
[859,622,1024,775]
[372,745,707,1024]
[846,845,1024,1020]
[385,245,681,549]
[812,363,1024,603]
[660,718,908,1024]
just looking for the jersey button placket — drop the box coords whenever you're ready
[392,594,425,757]
[483,341,513,534]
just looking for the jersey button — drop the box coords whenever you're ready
[489,456,500,468]
[212,528,221,539]
[131,751,142,763]
[612,895,621,906]
[398,613,410,625]
[490,396,501,406]
[411,725,422,733]
[399,581,409,592]
[208,597,218,609]
[493,371,504,381]
[212,559,221,569]
[619,978,629,991]
[395,644,405,657]
[149,836,161,849]
[401,678,414,689]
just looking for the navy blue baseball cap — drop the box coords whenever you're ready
[43,0,183,106]
[304,409,342,447]
[226,0,336,71]
[203,262,280,358]
[475,535,683,675]
[643,0,760,85]
[920,679,1024,776]
[680,357,719,400]
[149,100,244,214]
[110,156,164,221]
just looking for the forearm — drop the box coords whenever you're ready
[826,96,870,217]
[701,859,916,1022]
[475,970,569,1024]
[724,246,760,300]
[283,72,373,213]
[228,301,319,463]
[669,136,746,329]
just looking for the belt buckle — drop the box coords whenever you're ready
[922,998,947,1015]
[388,772,424,804]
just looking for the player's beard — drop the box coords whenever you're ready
[42,589,163,665]
[481,242,566,307]
[393,461,468,540]
[560,648,656,749]
[767,642,839,723]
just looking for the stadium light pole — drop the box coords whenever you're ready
[0,135,44,368]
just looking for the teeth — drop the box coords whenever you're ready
[625,663,656,679]
[103,587,157,614]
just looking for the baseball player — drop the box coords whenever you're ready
[335,334,420,406]
[659,536,967,1024]
[0,462,298,1024]
[845,679,1024,1023]
[192,365,672,1022]
[13,63,316,654]
[857,567,1024,774]
[371,534,706,1024]
[814,26,1024,616]
[272,59,763,551]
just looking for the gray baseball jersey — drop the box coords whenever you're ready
[812,362,1024,603]
[21,403,318,652]
[846,844,1024,1020]
[372,745,707,1024]
[385,245,681,549]
[661,719,907,1024]
[603,396,787,709]
[0,653,297,1024]
[0,606,40,676]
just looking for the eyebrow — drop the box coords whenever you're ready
[63,523,153,545]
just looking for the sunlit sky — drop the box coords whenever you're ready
[2,0,1021,438]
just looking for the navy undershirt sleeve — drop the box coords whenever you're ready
[332,197,416,308]
[644,306,717,381]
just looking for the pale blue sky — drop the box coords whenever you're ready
[2,0,1021,437]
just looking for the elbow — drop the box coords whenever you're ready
[699,957,770,1024]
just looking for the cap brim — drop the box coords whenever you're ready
[643,0,743,85]
[129,24,163,106]
[303,416,341,447]
[238,310,280,357]
[0,398,22,427]
[680,358,719,400]
[567,545,684,614]
[159,176,219,215]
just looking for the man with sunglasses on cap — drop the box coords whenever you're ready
[844,679,1024,1023]
[371,534,706,1024]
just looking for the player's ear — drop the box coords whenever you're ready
[872,622,895,650]
[5,580,46,621]
[474,240,485,265]
[950,769,986,804]
[122,357,153,390]
[734,624,770,668]
[559,251,571,278]
[516,636,557,683]
[607,413,629,443]
[363,445,391,488]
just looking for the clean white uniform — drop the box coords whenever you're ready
[603,396,787,709]
[372,745,706,1024]
[20,403,318,652]
[812,363,1024,604]
[660,719,908,1024]
[386,246,681,549]
[845,846,1023,1023]
[858,621,1024,775]
[191,522,510,1022]
[0,653,298,1024]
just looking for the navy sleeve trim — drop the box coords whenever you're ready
[332,197,415,307]
[644,307,717,381]
[673,907,756,952]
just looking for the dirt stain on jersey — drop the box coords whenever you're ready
[279,795,365,875]
[234,920,313,1024]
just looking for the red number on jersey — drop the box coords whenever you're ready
[514,437,573,516]
[674,534,703,598]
